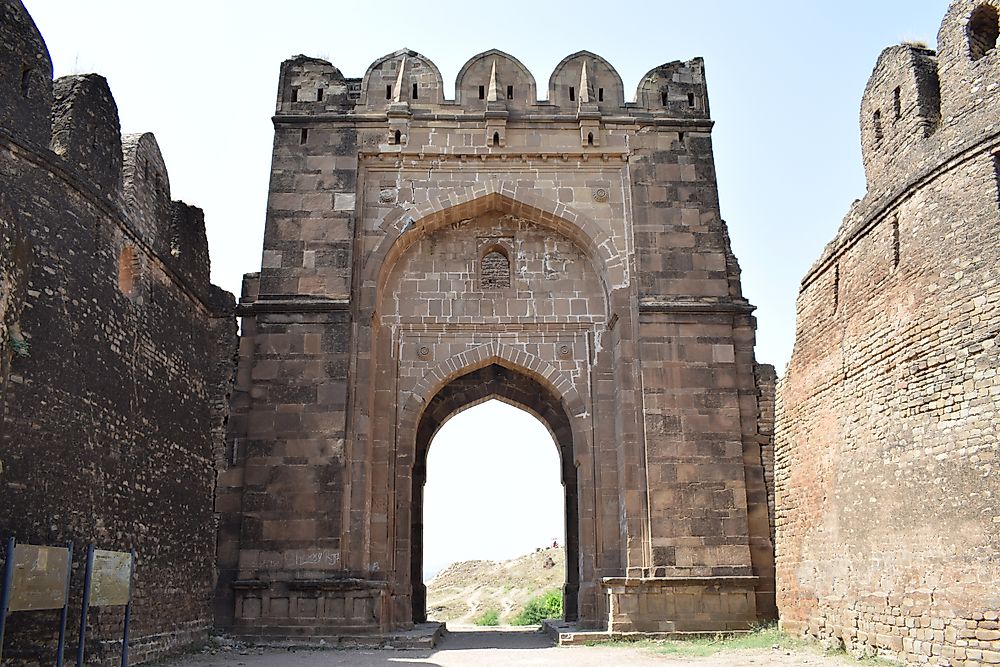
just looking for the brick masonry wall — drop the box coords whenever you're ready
[775,2,1000,664]
[0,2,237,664]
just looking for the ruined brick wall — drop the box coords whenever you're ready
[0,2,236,663]
[775,2,1000,663]
[221,46,774,638]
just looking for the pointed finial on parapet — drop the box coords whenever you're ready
[392,55,407,103]
[487,59,500,102]
[579,61,594,107]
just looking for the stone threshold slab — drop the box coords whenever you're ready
[221,622,444,650]
[541,620,750,646]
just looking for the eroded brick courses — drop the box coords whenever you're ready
[775,2,1000,664]
[0,2,237,663]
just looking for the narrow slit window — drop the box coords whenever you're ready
[492,131,500,147]
[300,128,309,145]
[687,92,696,108]
[479,85,485,100]
[386,84,392,100]
[506,84,513,100]
[661,90,668,106]
[833,264,840,313]
[587,132,594,146]
[678,131,685,143]
[412,82,418,99]
[874,109,884,145]
[893,87,901,120]
[20,66,30,98]
[291,88,299,102]
[569,86,575,102]
[598,87,604,102]
[393,129,401,145]
[481,248,511,289]
[317,87,324,102]
[993,153,1000,207]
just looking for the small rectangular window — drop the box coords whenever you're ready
[300,128,308,145]
[506,84,513,100]
[598,87,604,102]
[386,84,392,100]
[291,88,299,102]
[478,85,485,100]
[661,90,668,106]
[317,87,324,102]
[569,86,575,102]
[687,92,696,107]
[412,82,418,99]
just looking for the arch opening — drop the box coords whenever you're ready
[410,363,580,626]
[969,5,999,61]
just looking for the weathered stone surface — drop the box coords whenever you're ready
[220,46,775,639]
[775,2,1000,665]
[0,1,237,663]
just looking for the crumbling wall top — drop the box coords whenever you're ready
[0,0,53,146]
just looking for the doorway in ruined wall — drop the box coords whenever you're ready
[410,363,580,624]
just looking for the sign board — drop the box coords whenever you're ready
[8,544,70,612]
[89,550,132,607]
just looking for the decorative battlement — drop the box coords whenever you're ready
[0,0,215,304]
[275,48,709,119]
[859,0,1000,192]
[805,0,1000,288]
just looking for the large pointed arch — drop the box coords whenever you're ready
[407,361,582,624]
[361,184,626,319]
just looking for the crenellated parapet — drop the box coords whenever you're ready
[808,0,1000,288]
[51,74,123,195]
[0,0,52,147]
[276,48,709,118]
[0,0,219,304]
[856,0,1000,199]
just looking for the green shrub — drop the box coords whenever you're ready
[512,589,562,625]
[474,609,500,626]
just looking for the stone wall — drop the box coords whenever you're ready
[221,45,775,639]
[0,1,236,664]
[775,1,1000,664]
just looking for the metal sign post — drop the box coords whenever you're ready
[0,536,16,662]
[76,544,95,667]
[120,549,135,667]
[56,541,74,667]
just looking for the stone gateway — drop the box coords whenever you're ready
[216,49,776,638]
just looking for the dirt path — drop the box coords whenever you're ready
[171,628,866,667]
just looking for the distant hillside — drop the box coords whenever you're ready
[426,546,565,625]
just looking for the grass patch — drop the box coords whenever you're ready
[473,609,500,626]
[511,589,562,626]
[605,624,899,665]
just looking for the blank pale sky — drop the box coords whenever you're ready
[18,0,951,569]
[423,400,563,580]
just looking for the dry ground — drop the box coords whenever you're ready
[171,628,894,667]
[425,547,564,624]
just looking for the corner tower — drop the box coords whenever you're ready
[220,48,774,639]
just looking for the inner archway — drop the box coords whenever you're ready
[422,399,564,624]
[410,363,580,625]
